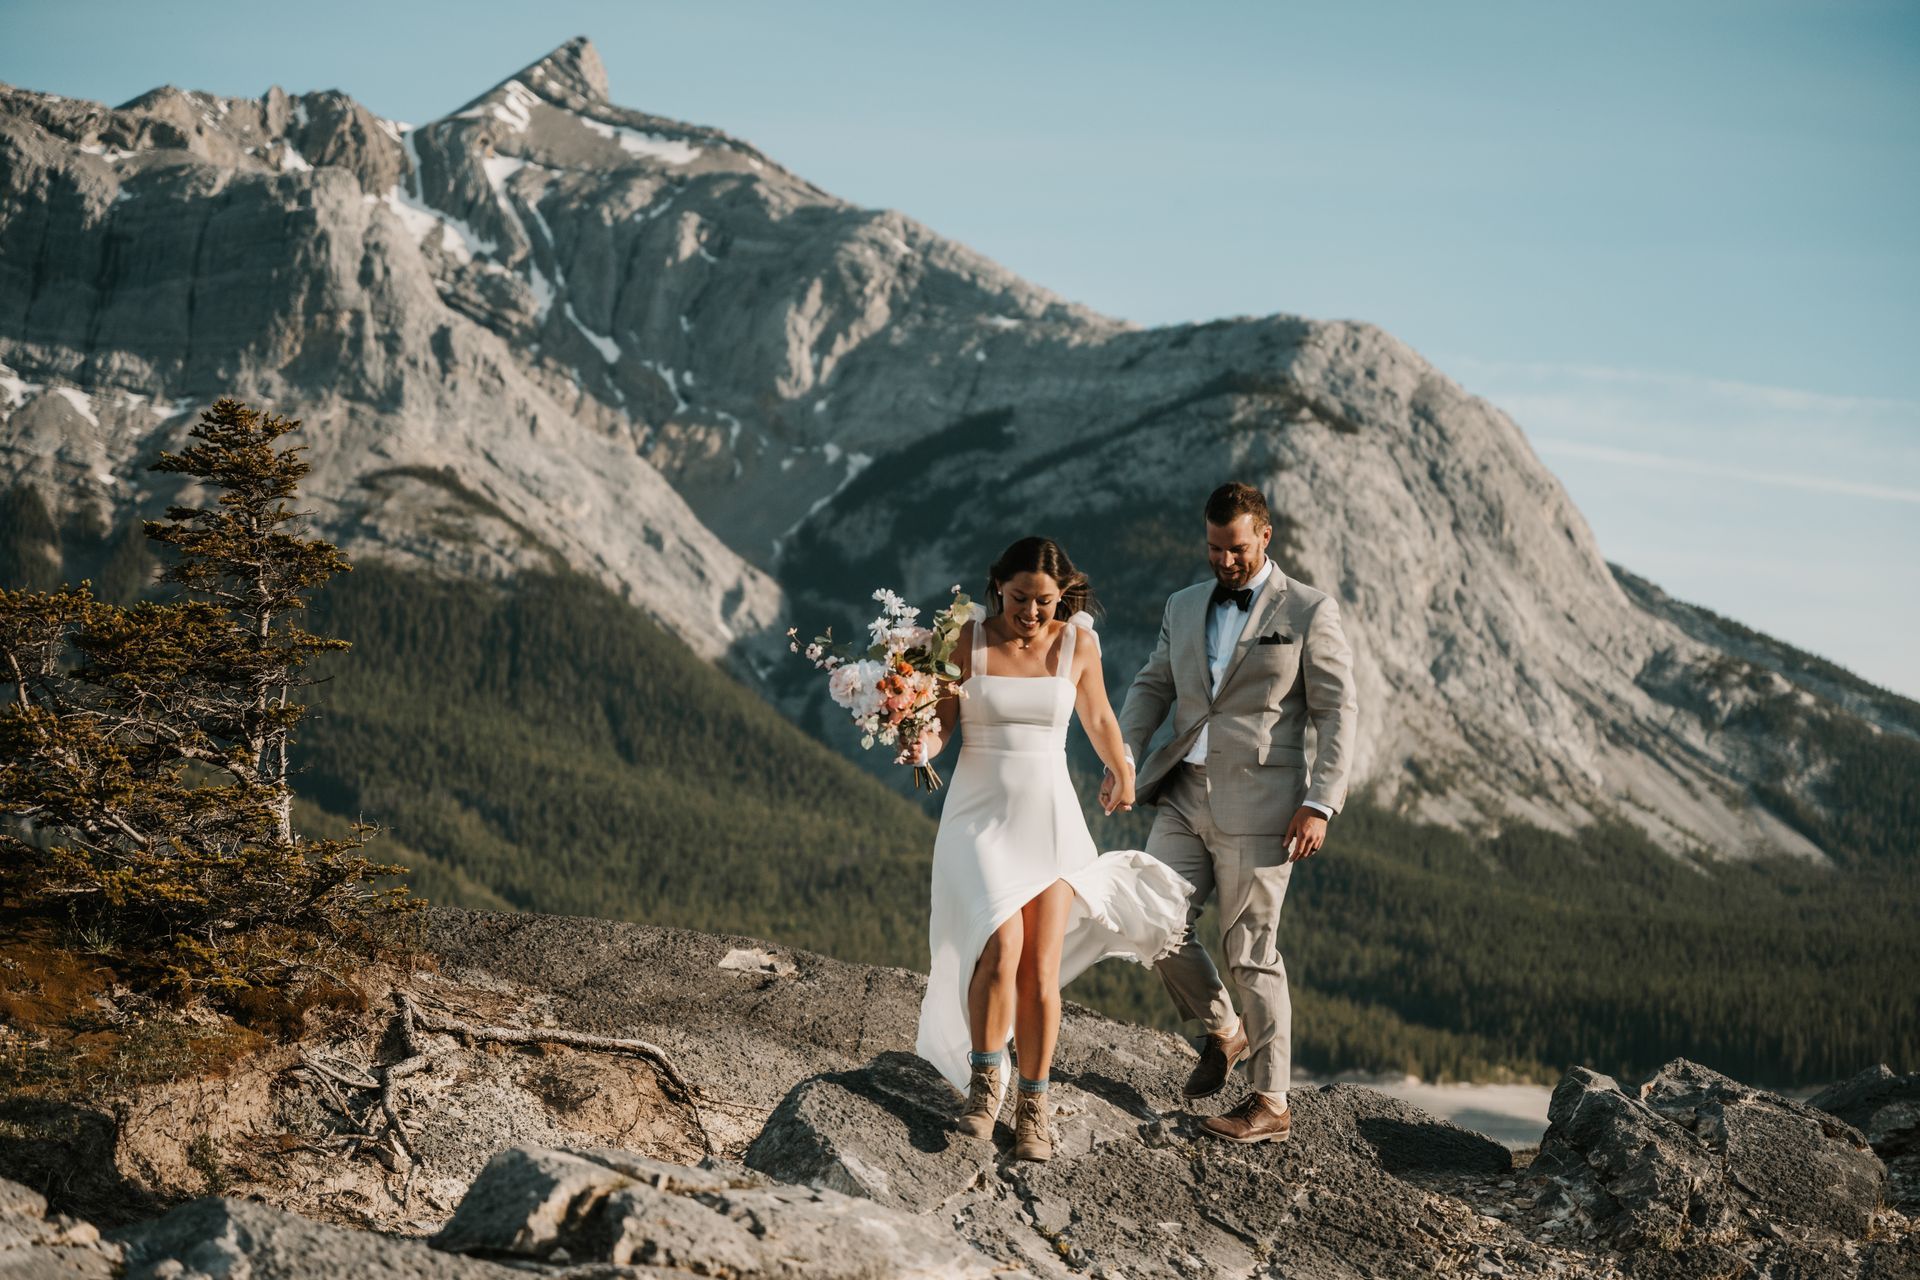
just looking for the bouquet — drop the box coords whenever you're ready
[788,585,981,791]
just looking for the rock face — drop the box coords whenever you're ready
[1532,1060,1887,1254]
[1813,1066,1920,1156]
[112,1194,519,1279]
[432,1144,998,1276]
[746,1051,1519,1279]
[1812,1066,1920,1212]
[0,909,1913,1279]
[2,38,1910,856]
[0,47,785,662]
[0,1176,117,1278]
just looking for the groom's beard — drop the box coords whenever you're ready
[1212,553,1266,590]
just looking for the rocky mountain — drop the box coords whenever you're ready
[1,36,1913,861]
[2,907,1914,1279]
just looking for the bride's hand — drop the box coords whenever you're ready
[1101,765,1135,815]
[913,727,943,765]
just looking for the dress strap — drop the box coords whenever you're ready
[971,613,988,678]
[1055,616,1077,677]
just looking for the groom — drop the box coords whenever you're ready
[1105,482,1358,1142]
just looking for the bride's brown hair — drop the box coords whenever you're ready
[985,537,1100,621]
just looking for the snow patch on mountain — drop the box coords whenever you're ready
[580,117,700,165]
[51,387,99,426]
[457,78,539,132]
[565,302,621,363]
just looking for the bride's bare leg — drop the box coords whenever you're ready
[968,912,1023,1052]
[1012,880,1075,1080]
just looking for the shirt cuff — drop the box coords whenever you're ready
[1300,800,1333,819]
[1122,745,1135,768]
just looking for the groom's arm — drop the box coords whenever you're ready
[1117,595,1177,765]
[1301,594,1359,814]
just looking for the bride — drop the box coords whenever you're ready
[913,536,1192,1162]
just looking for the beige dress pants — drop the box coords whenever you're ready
[1147,763,1298,1098]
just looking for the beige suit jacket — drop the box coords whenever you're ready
[1118,569,1359,835]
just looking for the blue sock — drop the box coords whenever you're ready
[969,1049,1005,1071]
[1017,1074,1049,1094]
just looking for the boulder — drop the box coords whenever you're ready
[1643,1058,1884,1240]
[112,1195,516,1279]
[432,1143,999,1277]
[1533,1060,1890,1252]
[742,1049,1514,1280]
[1810,1065,1920,1158]
[1530,1066,1733,1250]
[0,1176,118,1279]
[742,1049,1000,1212]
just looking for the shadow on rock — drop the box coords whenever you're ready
[743,1049,993,1214]
[1057,1070,1159,1122]
[0,1097,161,1228]
[1357,1114,1515,1176]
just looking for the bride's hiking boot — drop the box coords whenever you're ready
[1012,1091,1053,1162]
[1183,1022,1249,1099]
[1201,1092,1292,1144]
[954,1064,1007,1140]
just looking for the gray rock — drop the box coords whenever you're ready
[1533,1060,1889,1252]
[1530,1066,1731,1250]
[0,1176,118,1279]
[739,1034,1513,1280]
[432,1142,998,1276]
[743,1049,993,1212]
[1643,1058,1884,1239]
[429,1145,632,1257]
[1810,1065,1920,1158]
[112,1195,518,1279]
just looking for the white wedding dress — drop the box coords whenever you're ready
[915,613,1194,1092]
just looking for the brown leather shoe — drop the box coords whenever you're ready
[1201,1092,1291,1144]
[1183,1023,1249,1099]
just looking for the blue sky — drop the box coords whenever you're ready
[5,0,1917,695]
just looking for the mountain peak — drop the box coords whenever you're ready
[509,36,608,106]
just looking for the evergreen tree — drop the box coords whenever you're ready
[0,399,411,996]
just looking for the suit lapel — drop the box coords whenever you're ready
[1175,586,1214,705]
[1217,570,1289,697]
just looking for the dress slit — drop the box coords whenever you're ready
[915,618,1192,1092]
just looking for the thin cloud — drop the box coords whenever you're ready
[1533,439,1920,506]
[1443,357,1920,418]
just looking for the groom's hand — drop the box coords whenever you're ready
[1284,807,1328,862]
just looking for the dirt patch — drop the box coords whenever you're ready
[3,954,708,1235]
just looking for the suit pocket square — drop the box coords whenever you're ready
[1257,633,1295,645]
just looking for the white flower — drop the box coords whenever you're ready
[827,660,888,719]
[804,642,823,661]
[883,625,934,656]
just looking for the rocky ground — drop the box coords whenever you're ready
[2,906,1915,1278]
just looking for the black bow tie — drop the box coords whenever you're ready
[1211,584,1255,611]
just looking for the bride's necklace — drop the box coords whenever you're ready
[996,617,1035,650]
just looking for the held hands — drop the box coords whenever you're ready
[1099,765,1136,816]
[1284,806,1328,862]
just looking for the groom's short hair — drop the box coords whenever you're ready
[1204,482,1271,531]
